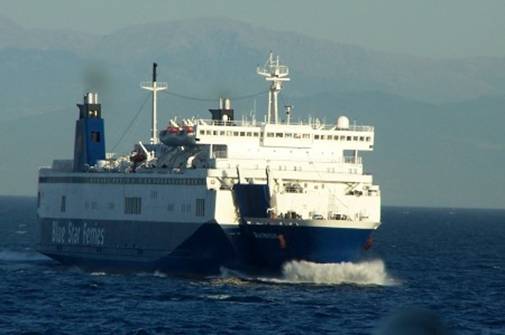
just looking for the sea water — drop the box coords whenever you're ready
[0,196,504,334]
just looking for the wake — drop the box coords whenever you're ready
[279,259,396,286]
[220,259,397,286]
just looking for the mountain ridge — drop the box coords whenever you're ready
[0,16,503,208]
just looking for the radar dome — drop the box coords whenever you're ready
[336,116,350,129]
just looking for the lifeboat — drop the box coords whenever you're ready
[159,125,197,146]
[183,125,194,134]
[166,126,180,134]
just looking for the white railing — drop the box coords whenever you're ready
[210,156,363,175]
[195,119,373,132]
[210,155,362,165]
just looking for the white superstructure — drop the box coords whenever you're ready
[36,54,381,272]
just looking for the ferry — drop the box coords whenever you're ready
[36,53,381,273]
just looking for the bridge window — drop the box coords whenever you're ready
[240,132,245,136]
[366,137,371,141]
[302,134,310,139]
[267,132,274,138]
[314,135,320,140]
[246,132,252,136]
[275,133,283,138]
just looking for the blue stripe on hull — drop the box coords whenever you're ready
[223,225,374,269]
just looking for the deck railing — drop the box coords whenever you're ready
[194,119,373,132]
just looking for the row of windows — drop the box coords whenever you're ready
[124,197,142,215]
[266,132,311,139]
[40,176,205,186]
[55,194,206,217]
[123,197,205,216]
[199,129,371,142]
[201,129,261,137]
[314,135,371,142]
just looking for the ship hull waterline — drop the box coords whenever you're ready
[36,218,379,274]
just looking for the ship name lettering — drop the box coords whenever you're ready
[51,221,66,244]
[82,222,105,246]
[66,221,81,245]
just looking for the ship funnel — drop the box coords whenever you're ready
[74,92,106,171]
[224,98,232,110]
[209,97,234,122]
[85,92,97,104]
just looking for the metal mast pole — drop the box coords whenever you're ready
[141,63,168,144]
[257,52,290,124]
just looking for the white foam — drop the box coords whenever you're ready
[279,259,397,286]
[153,270,167,278]
[204,294,231,300]
[219,259,397,286]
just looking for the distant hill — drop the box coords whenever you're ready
[0,17,504,208]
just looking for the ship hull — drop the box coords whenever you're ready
[36,218,377,273]
[223,224,375,270]
[36,218,237,274]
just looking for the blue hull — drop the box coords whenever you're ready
[224,225,374,270]
[37,218,375,274]
[37,219,237,274]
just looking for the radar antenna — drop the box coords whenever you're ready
[141,63,168,144]
[257,52,290,124]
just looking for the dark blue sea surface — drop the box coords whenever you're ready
[1,196,504,334]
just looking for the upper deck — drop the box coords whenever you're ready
[177,118,375,151]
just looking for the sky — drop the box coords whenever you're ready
[0,1,504,208]
[1,0,505,58]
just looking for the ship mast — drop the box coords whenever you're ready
[141,63,168,144]
[257,52,290,124]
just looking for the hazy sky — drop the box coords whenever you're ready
[1,0,505,58]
